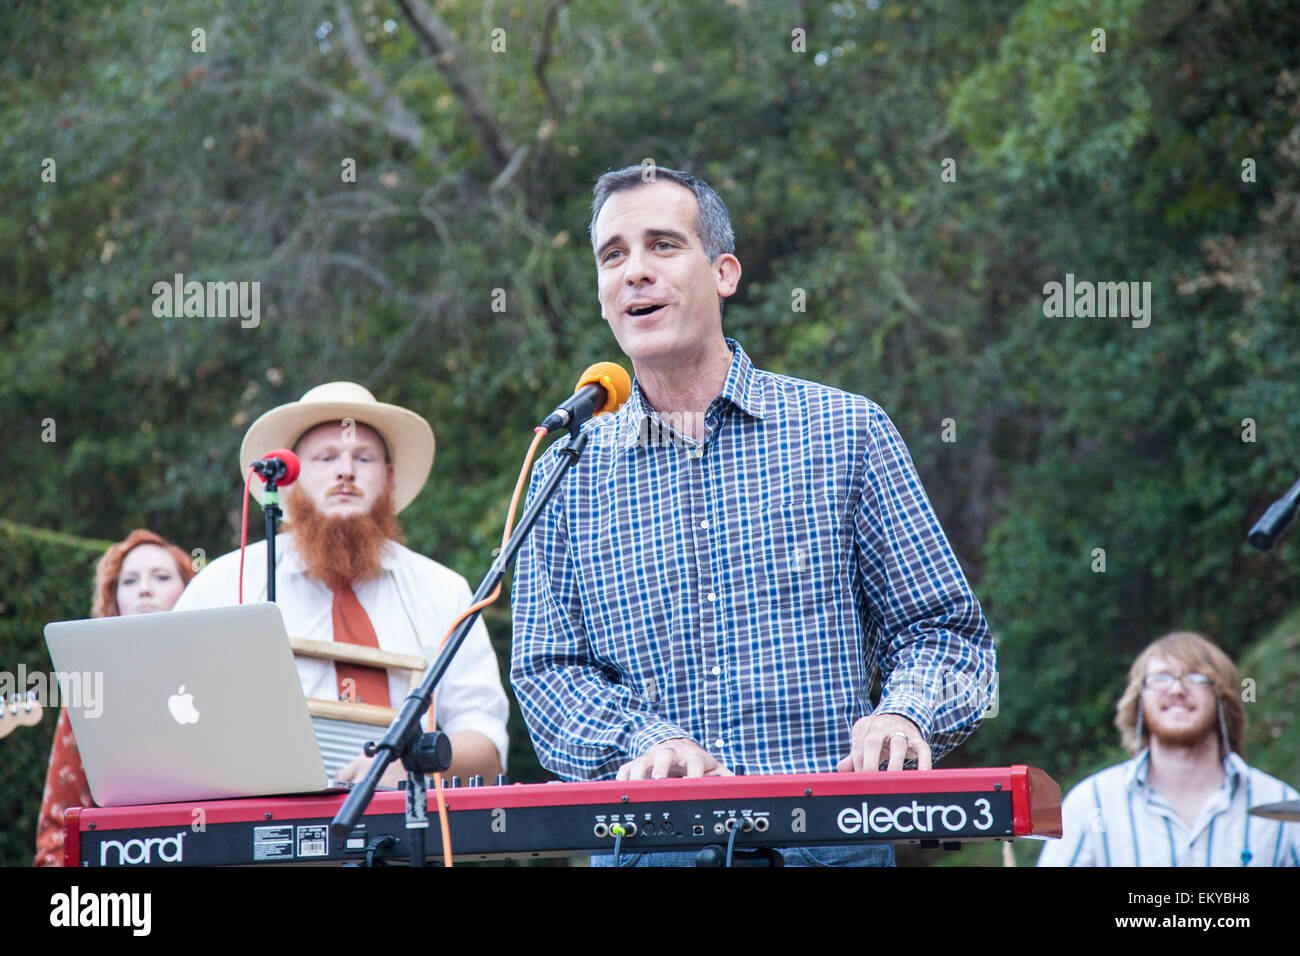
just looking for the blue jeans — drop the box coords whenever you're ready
[591,844,895,867]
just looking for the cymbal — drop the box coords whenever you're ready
[1248,799,1300,822]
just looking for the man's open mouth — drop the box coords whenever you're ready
[627,304,666,317]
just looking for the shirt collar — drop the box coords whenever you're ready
[1223,751,1247,790]
[1128,748,1245,792]
[1129,750,1151,787]
[617,338,767,449]
[716,338,767,421]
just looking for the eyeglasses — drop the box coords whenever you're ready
[1143,672,1212,690]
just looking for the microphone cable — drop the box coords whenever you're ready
[238,466,256,604]
[725,817,742,867]
[610,822,626,867]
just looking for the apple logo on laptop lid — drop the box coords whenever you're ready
[168,685,200,725]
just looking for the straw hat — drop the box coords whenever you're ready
[239,382,435,514]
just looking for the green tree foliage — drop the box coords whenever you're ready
[948,0,1300,777]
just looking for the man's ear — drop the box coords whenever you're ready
[387,462,396,486]
[715,253,742,299]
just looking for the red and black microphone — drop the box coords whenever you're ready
[250,448,300,486]
[239,448,301,605]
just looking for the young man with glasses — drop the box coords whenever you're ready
[1038,630,1299,866]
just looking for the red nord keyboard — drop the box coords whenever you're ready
[66,766,1062,866]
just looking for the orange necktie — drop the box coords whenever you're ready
[331,586,392,708]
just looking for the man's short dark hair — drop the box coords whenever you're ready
[588,164,736,264]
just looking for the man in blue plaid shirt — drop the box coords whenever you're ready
[510,165,997,865]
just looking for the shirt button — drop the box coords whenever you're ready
[699,519,710,530]
[706,592,717,602]
[713,739,724,749]
[710,666,721,676]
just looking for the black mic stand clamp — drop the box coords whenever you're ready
[369,730,452,868]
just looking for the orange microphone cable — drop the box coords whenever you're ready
[421,361,628,866]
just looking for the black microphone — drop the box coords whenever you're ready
[1248,475,1300,551]
[540,362,632,434]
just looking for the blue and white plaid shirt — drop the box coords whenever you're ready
[510,339,996,780]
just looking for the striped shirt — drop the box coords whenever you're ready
[1037,751,1300,867]
[510,339,996,780]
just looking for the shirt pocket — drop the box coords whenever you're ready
[754,494,848,611]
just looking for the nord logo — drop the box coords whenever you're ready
[100,831,186,866]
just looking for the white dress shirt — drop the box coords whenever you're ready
[173,534,509,769]
[1038,751,1299,867]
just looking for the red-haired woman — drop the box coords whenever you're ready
[33,529,196,866]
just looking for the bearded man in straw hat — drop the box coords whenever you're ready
[174,383,508,785]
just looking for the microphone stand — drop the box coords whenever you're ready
[329,427,591,865]
[252,462,288,601]
[1249,473,1300,551]
[263,477,282,602]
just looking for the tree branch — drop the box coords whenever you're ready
[397,0,515,173]
[533,0,569,120]
[293,73,438,158]
[490,144,530,193]
[335,1,429,153]
[323,252,432,311]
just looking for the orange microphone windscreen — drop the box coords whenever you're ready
[575,362,633,416]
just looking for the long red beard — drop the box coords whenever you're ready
[284,484,404,590]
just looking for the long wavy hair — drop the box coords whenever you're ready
[92,529,196,618]
[1114,631,1245,757]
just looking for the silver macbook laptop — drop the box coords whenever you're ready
[45,602,334,807]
